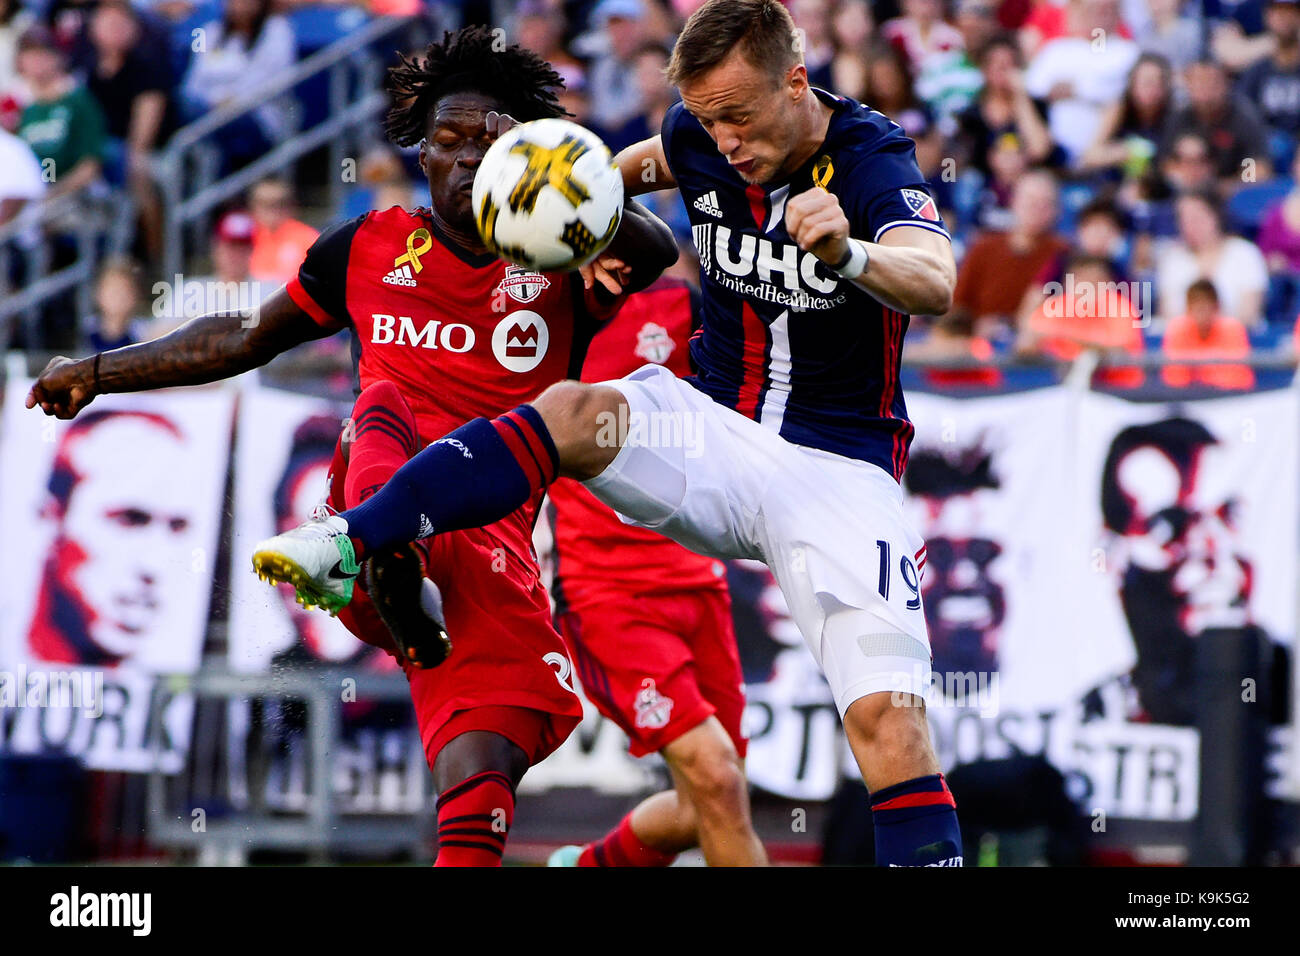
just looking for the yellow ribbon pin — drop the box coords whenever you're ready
[812,155,834,190]
[394,228,434,273]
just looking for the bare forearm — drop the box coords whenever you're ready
[94,287,324,393]
[854,242,956,316]
[95,312,272,392]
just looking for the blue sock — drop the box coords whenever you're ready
[341,405,558,555]
[870,773,964,867]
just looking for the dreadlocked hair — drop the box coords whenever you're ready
[384,26,568,148]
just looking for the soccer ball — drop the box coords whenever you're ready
[472,118,624,272]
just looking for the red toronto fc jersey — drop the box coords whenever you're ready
[286,205,617,555]
[550,276,727,608]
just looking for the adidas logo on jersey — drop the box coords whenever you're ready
[382,264,418,287]
[693,191,723,218]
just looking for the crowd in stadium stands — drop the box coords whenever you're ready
[1,0,1299,376]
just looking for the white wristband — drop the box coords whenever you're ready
[832,238,869,280]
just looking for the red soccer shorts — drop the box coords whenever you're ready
[556,585,747,759]
[329,441,583,769]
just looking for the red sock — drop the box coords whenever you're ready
[434,770,514,867]
[344,381,420,509]
[341,382,420,560]
[578,813,676,867]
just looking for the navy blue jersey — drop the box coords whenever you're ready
[662,88,948,479]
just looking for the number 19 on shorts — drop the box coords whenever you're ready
[875,539,923,612]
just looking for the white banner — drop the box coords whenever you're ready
[555,383,1295,821]
[0,379,233,772]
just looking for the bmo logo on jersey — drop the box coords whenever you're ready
[492,310,550,373]
[370,314,475,352]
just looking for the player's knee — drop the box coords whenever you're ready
[844,691,932,764]
[670,733,747,821]
[530,380,621,480]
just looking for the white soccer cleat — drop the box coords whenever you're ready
[546,845,581,867]
[252,512,359,615]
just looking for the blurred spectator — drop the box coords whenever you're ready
[1155,189,1269,325]
[340,147,422,219]
[862,41,943,178]
[181,0,297,166]
[915,0,997,125]
[1157,130,1218,196]
[971,131,1028,229]
[1020,197,1133,323]
[882,0,964,77]
[16,26,105,199]
[1161,278,1256,388]
[81,0,172,263]
[828,0,874,99]
[955,33,1054,180]
[1080,53,1172,179]
[604,42,675,154]
[0,0,35,103]
[515,0,584,90]
[1236,0,1300,154]
[1212,0,1280,71]
[790,0,836,89]
[1256,148,1300,321]
[1018,252,1145,386]
[1161,59,1272,189]
[587,0,648,132]
[248,177,318,284]
[948,169,1069,338]
[1025,0,1140,164]
[1132,0,1202,69]
[0,123,44,226]
[85,256,147,351]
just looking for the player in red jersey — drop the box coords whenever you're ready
[26,27,678,866]
[546,276,767,866]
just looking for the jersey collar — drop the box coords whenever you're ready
[420,208,499,269]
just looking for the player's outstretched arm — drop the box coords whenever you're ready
[614,136,676,197]
[581,198,678,298]
[25,286,333,419]
[785,188,956,316]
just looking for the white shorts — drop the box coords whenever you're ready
[583,363,933,715]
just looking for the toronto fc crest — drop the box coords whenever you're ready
[633,678,674,729]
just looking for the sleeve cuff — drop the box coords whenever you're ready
[286,275,343,329]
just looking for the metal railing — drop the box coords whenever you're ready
[155,13,428,281]
[0,190,135,350]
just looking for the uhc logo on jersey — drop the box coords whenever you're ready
[492,310,549,373]
[496,265,551,303]
[900,188,939,222]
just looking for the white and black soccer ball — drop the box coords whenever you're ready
[472,118,624,272]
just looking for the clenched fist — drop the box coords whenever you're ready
[25,356,98,420]
[784,187,850,268]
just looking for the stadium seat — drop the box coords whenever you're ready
[1227,178,1294,239]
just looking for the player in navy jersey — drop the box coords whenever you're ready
[27,27,678,866]
[258,0,964,866]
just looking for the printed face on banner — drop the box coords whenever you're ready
[228,390,395,671]
[904,444,1006,682]
[27,411,199,667]
[0,382,231,773]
